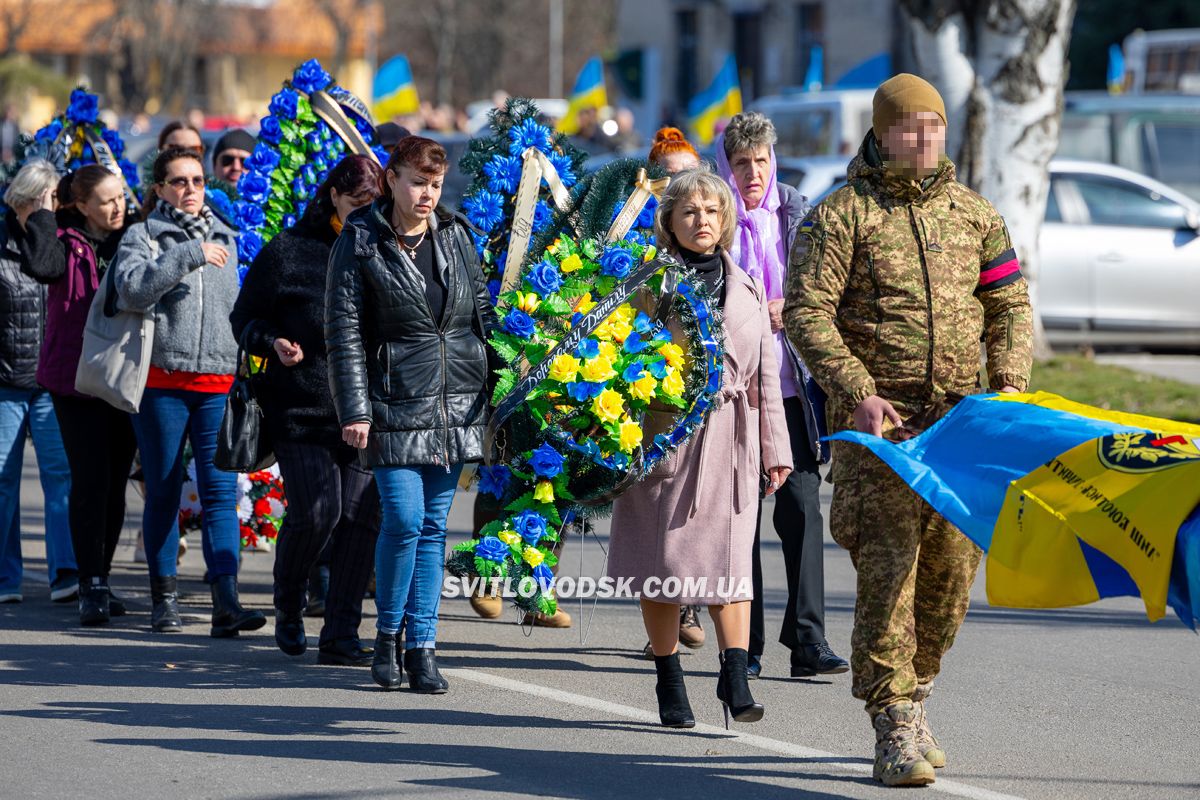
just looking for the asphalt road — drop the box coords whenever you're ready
[1094,354,1200,386]
[2,444,1198,800]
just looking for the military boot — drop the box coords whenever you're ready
[912,683,946,768]
[872,701,936,787]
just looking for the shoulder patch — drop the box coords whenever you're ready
[789,219,827,278]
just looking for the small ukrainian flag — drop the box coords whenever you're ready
[373,54,420,121]
[557,57,608,135]
[688,55,743,146]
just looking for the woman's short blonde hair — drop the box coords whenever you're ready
[654,166,736,254]
[5,159,59,211]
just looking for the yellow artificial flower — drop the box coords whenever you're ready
[618,420,643,453]
[643,244,657,262]
[597,341,618,361]
[593,320,613,341]
[533,479,555,503]
[498,530,521,547]
[516,292,541,313]
[608,317,633,343]
[661,368,685,397]
[613,304,636,324]
[592,389,625,423]
[629,373,658,402]
[573,292,596,313]
[560,253,583,273]
[548,354,579,384]
[523,546,545,567]
[658,342,685,369]
[581,355,617,383]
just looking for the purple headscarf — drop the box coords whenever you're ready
[715,132,786,302]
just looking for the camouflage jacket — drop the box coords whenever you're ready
[783,135,1033,476]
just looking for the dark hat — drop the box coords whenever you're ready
[213,128,257,157]
[375,122,411,151]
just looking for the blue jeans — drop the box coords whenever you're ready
[131,388,239,579]
[0,387,74,593]
[374,463,463,647]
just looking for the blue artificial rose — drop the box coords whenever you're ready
[291,58,332,94]
[570,312,583,327]
[291,176,311,202]
[295,199,308,218]
[245,144,280,175]
[511,509,548,545]
[633,311,652,334]
[548,152,576,188]
[637,196,658,230]
[472,232,487,258]
[502,308,535,340]
[508,118,552,157]
[207,188,235,222]
[622,361,646,382]
[353,114,374,138]
[462,190,505,233]
[233,201,266,231]
[66,158,82,171]
[477,465,512,499]
[80,143,93,161]
[623,332,648,354]
[118,159,140,189]
[565,380,605,402]
[282,213,297,230]
[575,338,599,360]
[258,116,283,145]
[647,359,669,379]
[487,279,501,307]
[314,121,331,142]
[475,535,510,563]
[371,146,390,165]
[313,154,329,174]
[100,128,125,159]
[268,89,300,121]
[484,154,522,195]
[599,246,635,279]
[34,119,62,144]
[525,259,562,297]
[304,131,323,153]
[532,200,553,234]
[532,563,555,592]
[300,165,318,187]
[624,230,647,247]
[238,172,270,204]
[237,231,263,264]
[66,88,98,124]
[527,443,564,479]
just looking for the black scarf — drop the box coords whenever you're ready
[679,245,726,307]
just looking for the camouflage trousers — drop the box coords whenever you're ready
[830,448,982,715]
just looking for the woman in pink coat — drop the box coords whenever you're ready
[609,168,793,729]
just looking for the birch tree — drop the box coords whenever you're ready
[900,0,1078,357]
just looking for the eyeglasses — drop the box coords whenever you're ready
[163,176,206,190]
[218,154,245,168]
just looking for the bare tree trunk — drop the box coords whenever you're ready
[900,0,1077,360]
[0,0,35,58]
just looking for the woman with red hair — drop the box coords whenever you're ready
[649,127,701,174]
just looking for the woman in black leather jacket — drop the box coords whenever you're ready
[325,136,497,694]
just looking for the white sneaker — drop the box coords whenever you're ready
[0,591,22,603]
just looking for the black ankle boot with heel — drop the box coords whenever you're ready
[716,648,764,728]
[403,647,449,694]
[371,631,403,689]
[150,576,182,632]
[210,575,267,638]
[653,652,695,728]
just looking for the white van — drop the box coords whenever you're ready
[749,89,874,158]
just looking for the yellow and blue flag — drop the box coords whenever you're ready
[831,392,1200,629]
[557,56,608,135]
[688,55,743,146]
[373,54,420,121]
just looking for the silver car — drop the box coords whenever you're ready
[1041,159,1200,349]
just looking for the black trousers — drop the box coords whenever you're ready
[51,393,137,583]
[750,396,826,656]
[272,439,381,646]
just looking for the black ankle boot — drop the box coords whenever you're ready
[150,576,182,632]
[371,631,403,690]
[107,586,126,617]
[210,575,267,638]
[274,611,306,656]
[653,652,695,728]
[78,578,110,626]
[403,647,449,694]
[716,648,764,728]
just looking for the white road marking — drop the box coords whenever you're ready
[447,667,1027,800]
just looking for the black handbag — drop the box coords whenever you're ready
[214,326,275,473]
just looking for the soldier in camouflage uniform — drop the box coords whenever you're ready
[782,74,1033,787]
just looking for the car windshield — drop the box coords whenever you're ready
[1071,174,1190,229]
[772,108,835,158]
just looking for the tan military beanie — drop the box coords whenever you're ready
[872,74,947,135]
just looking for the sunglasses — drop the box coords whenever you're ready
[163,176,206,190]
[218,153,246,168]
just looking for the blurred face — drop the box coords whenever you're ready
[79,175,125,233]
[658,150,700,175]
[159,157,206,215]
[215,148,251,184]
[669,190,723,255]
[879,112,946,178]
[330,185,379,222]
[729,144,771,210]
[387,165,443,227]
[164,127,203,155]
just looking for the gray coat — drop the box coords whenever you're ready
[112,207,240,376]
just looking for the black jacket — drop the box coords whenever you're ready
[324,200,499,468]
[0,211,47,390]
[230,216,347,451]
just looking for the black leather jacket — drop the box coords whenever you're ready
[324,200,498,469]
[0,212,47,390]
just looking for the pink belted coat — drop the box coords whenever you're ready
[607,255,792,606]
